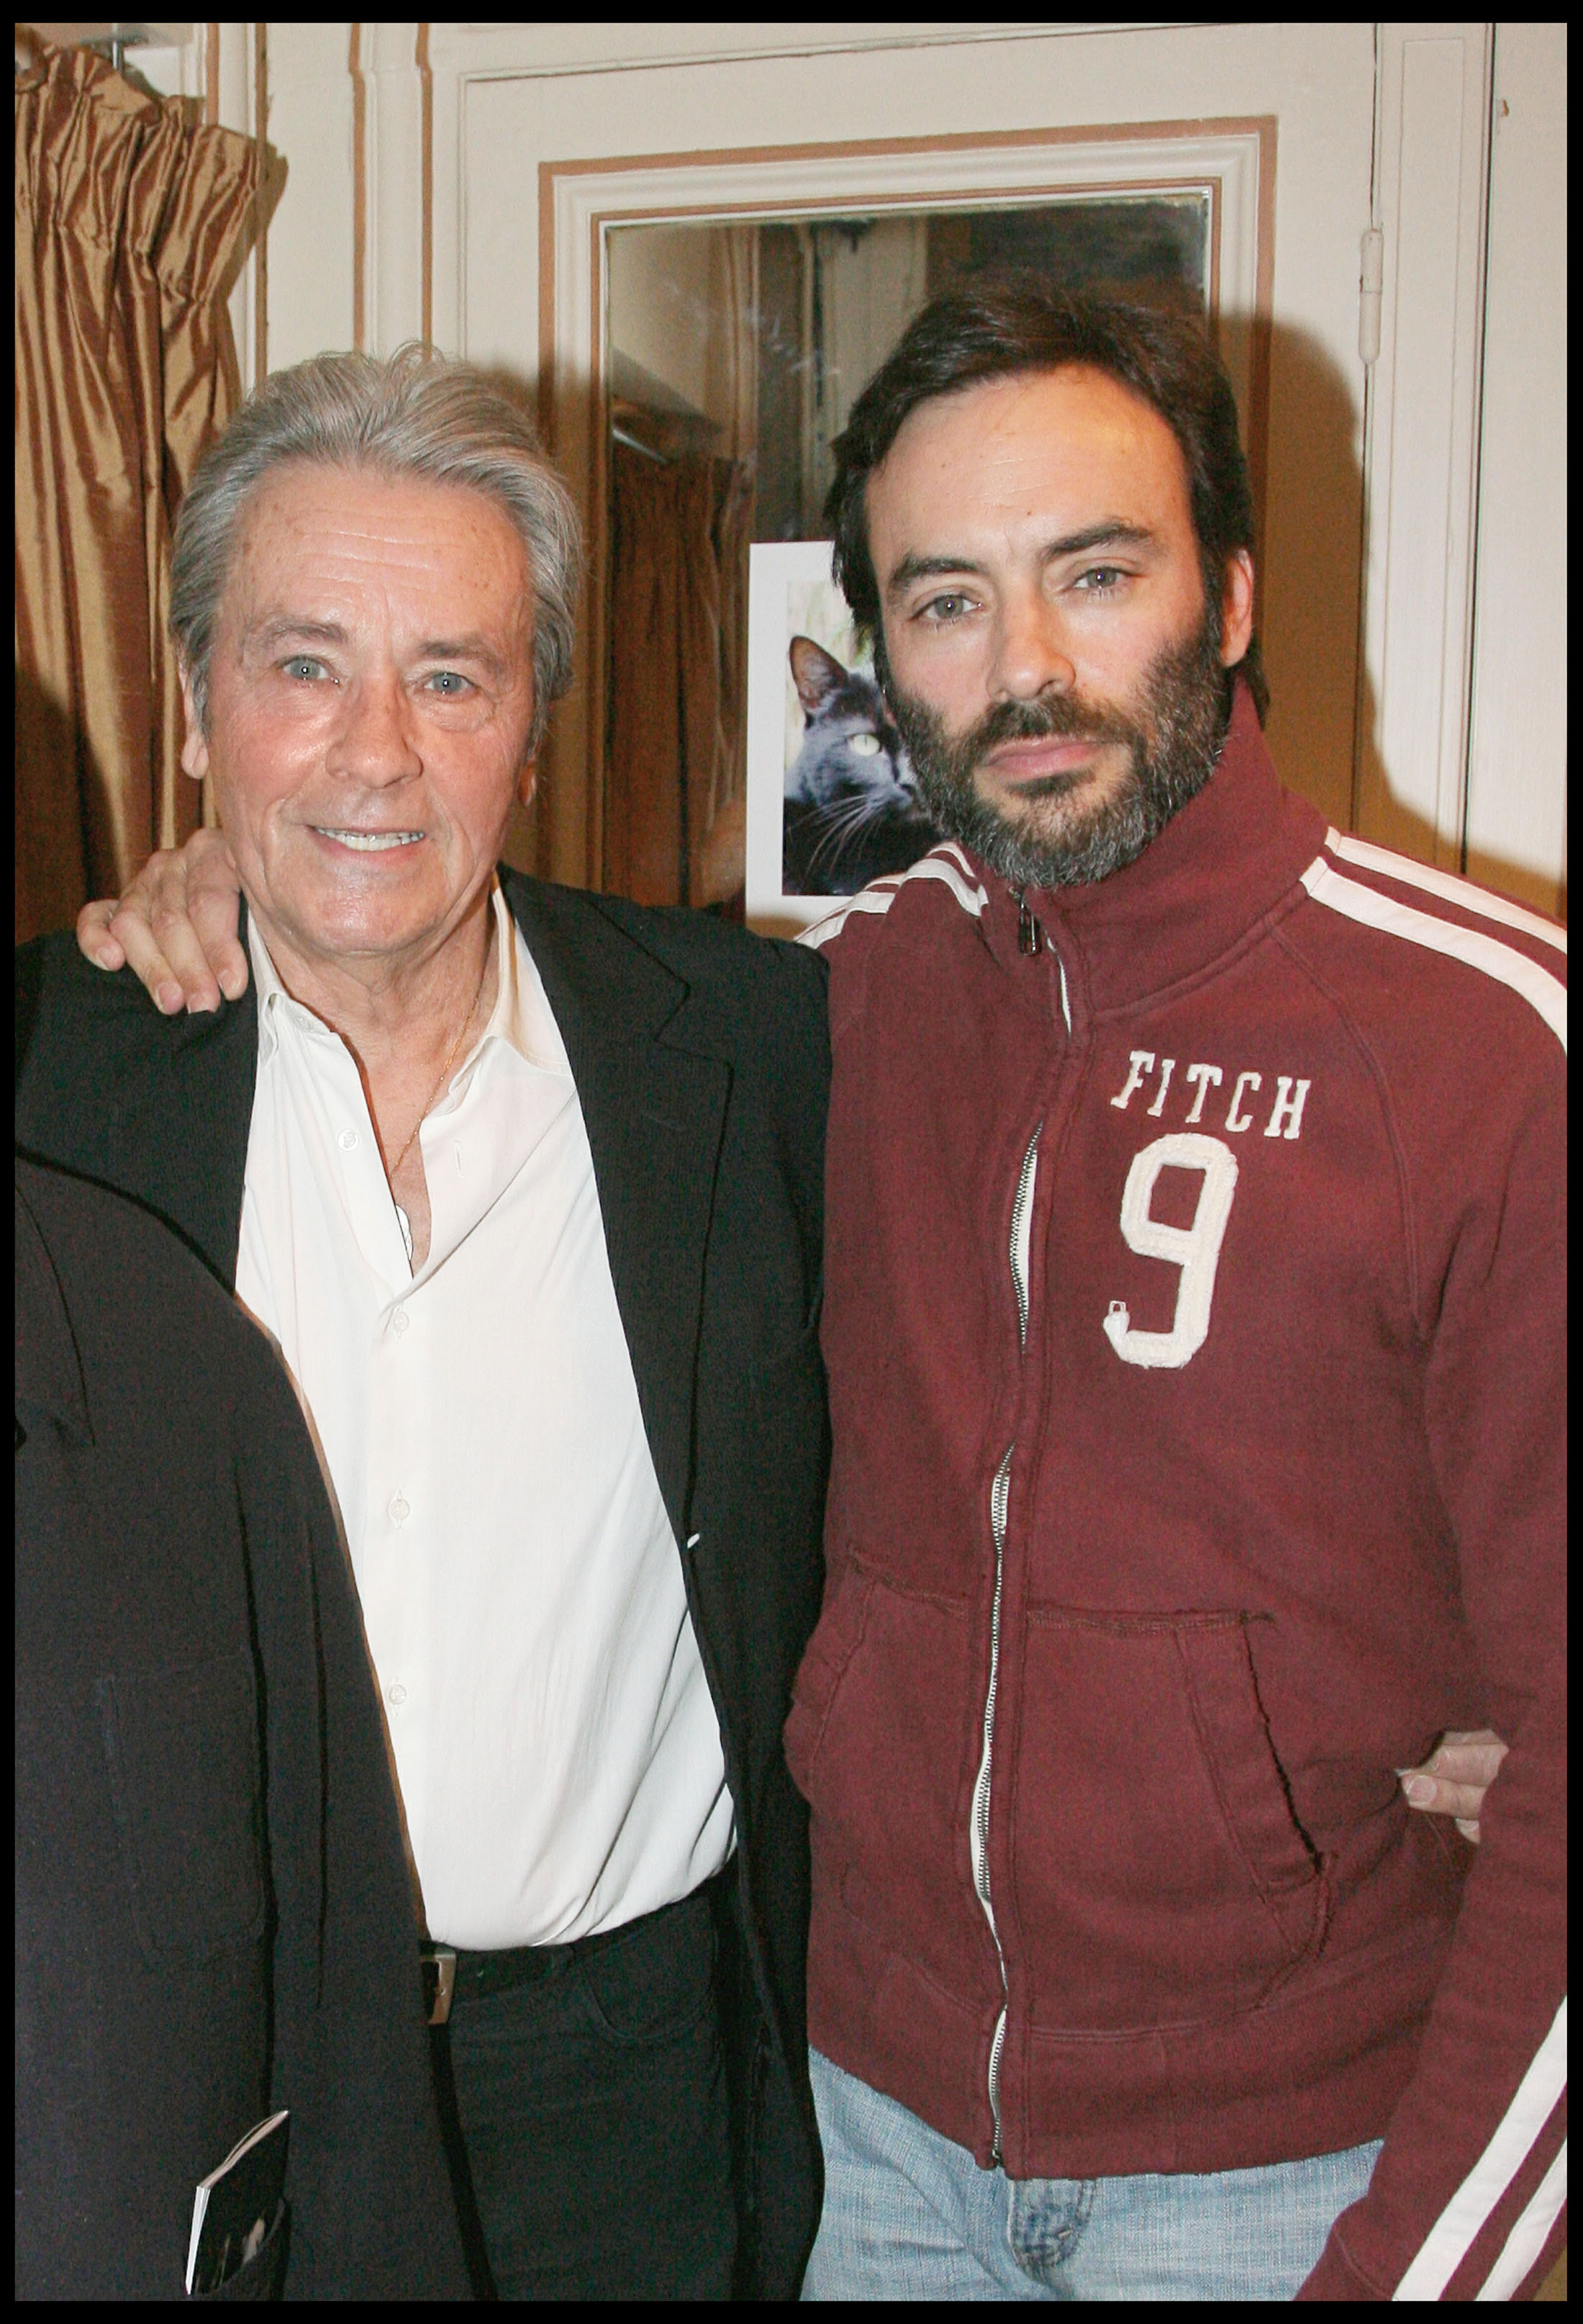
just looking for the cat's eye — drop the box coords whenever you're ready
[847,731,883,758]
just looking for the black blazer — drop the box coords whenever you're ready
[15,1158,471,2301]
[16,869,833,2300]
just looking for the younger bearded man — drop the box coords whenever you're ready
[792,281,1565,2302]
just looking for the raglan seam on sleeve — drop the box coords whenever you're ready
[1267,921,1425,1339]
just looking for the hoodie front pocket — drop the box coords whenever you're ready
[1010,1608,1327,2030]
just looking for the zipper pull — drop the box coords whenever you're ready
[1017,892,1043,955]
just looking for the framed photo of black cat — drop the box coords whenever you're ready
[745,540,943,933]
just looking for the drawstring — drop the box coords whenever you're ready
[1017,892,1043,956]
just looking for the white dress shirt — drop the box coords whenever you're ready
[233,882,733,1949]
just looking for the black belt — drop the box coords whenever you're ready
[422,1865,730,2027]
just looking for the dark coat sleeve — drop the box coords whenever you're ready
[14,1163,469,2300]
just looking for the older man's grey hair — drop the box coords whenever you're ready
[170,343,582,752]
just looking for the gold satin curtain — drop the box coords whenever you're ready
[14,42,259,941]
[604,446,753,908]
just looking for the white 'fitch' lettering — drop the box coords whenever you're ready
[1264,1076,1312,1140]
[1146,1057,1176,1117]
[1110,1051,1156,1111]
[1181,1062,1223,1124]
[1225,1071,1263,1133]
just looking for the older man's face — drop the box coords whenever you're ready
[181,464,538,979]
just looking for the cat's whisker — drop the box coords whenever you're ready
[809,790,922,877]
[806,793,889,876]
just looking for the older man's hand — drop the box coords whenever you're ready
[1399,1728,1508,1843]
[76,828,248,1013]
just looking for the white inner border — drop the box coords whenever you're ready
[745,541,851,935]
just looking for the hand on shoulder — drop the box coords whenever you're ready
[76,828,248,1013]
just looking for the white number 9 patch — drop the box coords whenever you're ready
[1103,1133,1239,1370]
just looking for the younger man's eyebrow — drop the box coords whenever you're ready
[885,521,1158,602]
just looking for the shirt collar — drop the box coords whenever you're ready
[476,877,571,1081]
[250,877,571,1082]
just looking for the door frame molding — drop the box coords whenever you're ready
[1353,22,1494,872]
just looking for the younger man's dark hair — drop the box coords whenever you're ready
[825,276,1269,724]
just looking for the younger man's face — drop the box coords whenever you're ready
[866,364,1255,889]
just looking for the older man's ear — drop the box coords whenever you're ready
[517,754,538,809]
[180,667,212,786]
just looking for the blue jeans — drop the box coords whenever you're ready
[803,2048,1382,2300]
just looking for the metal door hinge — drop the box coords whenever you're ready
[1359,228,1385,366]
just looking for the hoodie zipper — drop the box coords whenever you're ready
[969,1120,1040,2164]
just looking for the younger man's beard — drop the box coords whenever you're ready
[887,612,1231,892]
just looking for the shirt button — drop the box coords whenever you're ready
[391,1308,410,1336]
[387,1681,407,1707]
[389,1493,410,1524]
[338,1129,358,1150]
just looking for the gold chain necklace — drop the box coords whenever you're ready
[387,957,487,1185]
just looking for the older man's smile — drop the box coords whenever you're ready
[312,826,427,852]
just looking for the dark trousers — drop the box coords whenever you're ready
[430,1875,737,2300]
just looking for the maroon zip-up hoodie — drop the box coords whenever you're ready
[793,687,1566,2298]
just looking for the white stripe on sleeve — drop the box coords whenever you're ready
[1300,859,1567,1054]
[798,848,989,949]
[1475,2137,1568,2301]
[1392,1997,1567,2300]
[1325,832,1567,955]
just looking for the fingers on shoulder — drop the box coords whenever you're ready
[76,898,125,968]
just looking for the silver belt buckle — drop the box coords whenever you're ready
[422,1944,457,2026]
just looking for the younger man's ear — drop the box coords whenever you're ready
[1219,551,1256,669]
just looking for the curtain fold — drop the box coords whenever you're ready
[15,41,259,941]
[604,446,753,908]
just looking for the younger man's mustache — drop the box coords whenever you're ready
[957,694,1138,761]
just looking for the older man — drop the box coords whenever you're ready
[17,347,828,2300]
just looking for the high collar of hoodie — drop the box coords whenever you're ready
[971,679,1328,1021]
